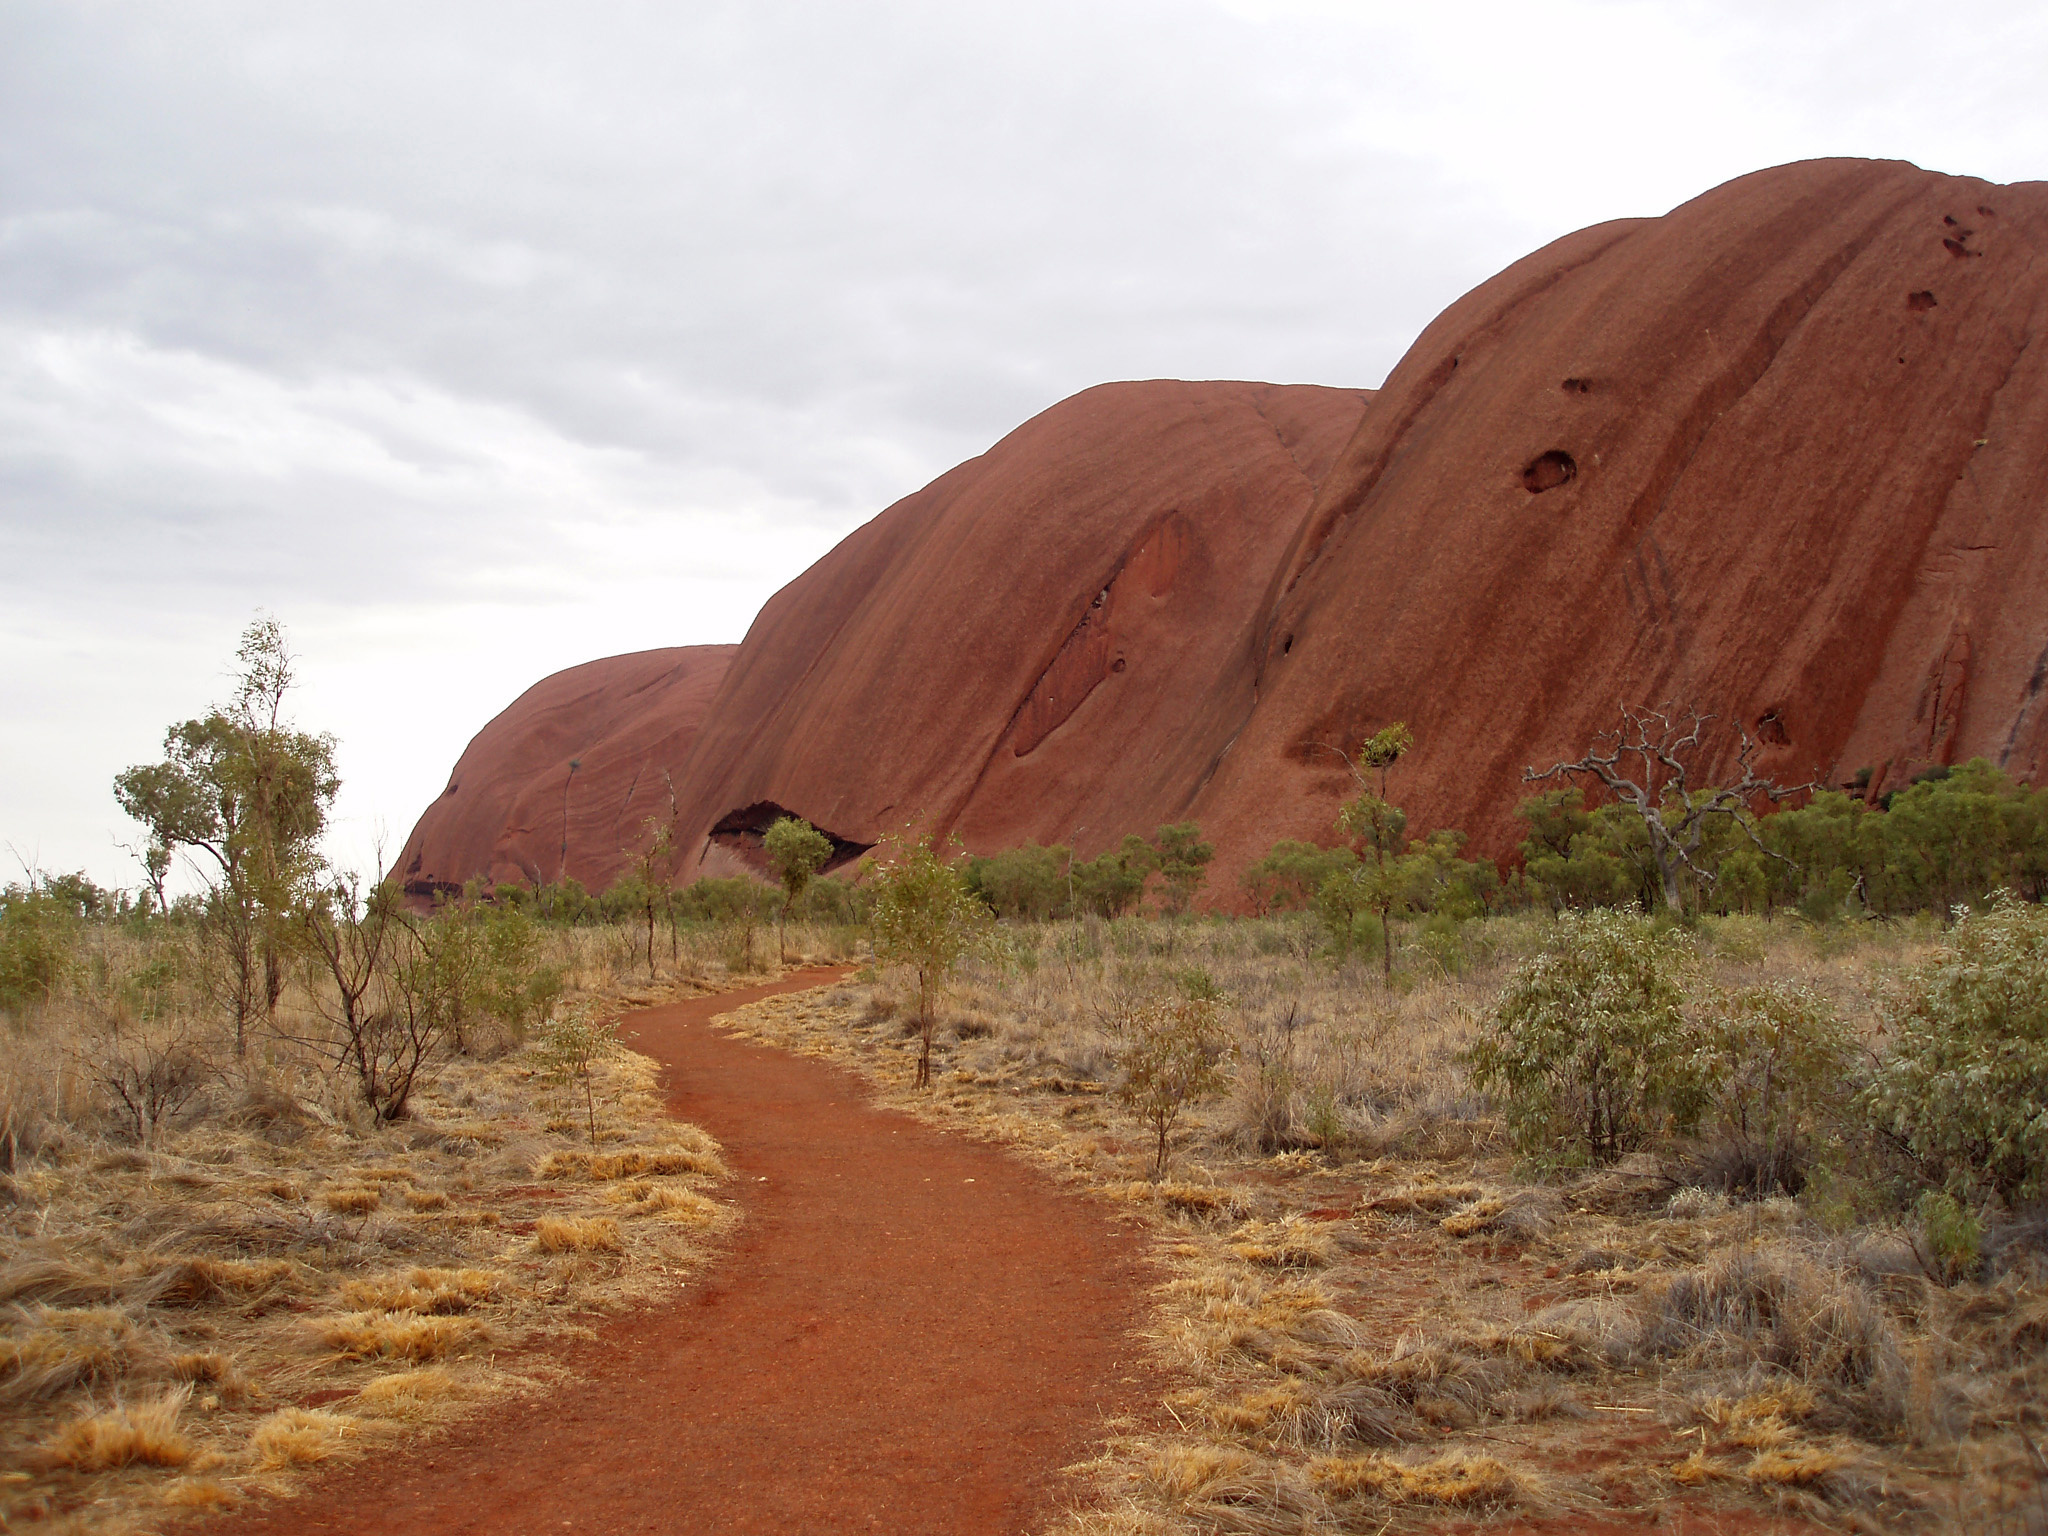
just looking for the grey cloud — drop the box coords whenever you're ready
[6,0,2047,887]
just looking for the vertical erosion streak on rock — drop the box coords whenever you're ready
[1620,183,1924,556]
[1999,639,2048,768]
[1839,231,2048,791]
[1276,221,1644,604]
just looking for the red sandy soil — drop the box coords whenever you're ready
[207,969,1159,1535]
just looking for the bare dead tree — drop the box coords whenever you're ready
[1525,705,1807,915]
[291,869,445,1121]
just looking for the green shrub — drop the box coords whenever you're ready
[1241,840,1353,915]
[1466,909,1705,1163]
[1914,1190,1982,1284]
[1694,982,1854,1195]
[966,843,1070,920]
[1115,994,1233,1175]
[1864,893,2048,1205]
[0,887,77,1014]
[869,832,994,1088]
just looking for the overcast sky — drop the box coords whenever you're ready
[5,0,2046,893]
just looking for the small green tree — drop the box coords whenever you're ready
[868,831,993,1088]
[1864,894,2048,1205]
[535,1004,621,1144]
[1153,822,1215,917]
[764,816,833,963]
[1072,835,1158,917]
[1467,909,1707,1163]
[114,618,339,1055]
[1334,791,1417,984]
[0,884,80,1016]
[1114,993,1233,1175]
[1318,722,1420,983]
[1241,840,1354,915]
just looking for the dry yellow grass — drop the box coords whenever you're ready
[160,1474,242,1509]
[338,1267,502,1314]
[538,1143,724,1181]
[533,1215,625,1253]
[713,913,2019,1534]
[352,1365,459,1420]
[154,1256,295,1303]
[38,1389,193,1471]
[628,1186,723,1225]
[319,1185,382,1215]
[1225,1218,1335,1270]
[1309,1448,1525,1506]
[0,920,779,1531]
[249,1407,357,1469]
[317,1310,488,1363]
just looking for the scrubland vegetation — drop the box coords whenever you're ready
[0,624,857,1530]
[0,888,844,1530]
[10,623,2046,1536]
[716,855,2048,1531]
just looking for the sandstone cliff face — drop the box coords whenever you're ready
[406,158,2048,908]
[398,646,736,896]
[1187,157,2048,895]
[666,381,1373,878]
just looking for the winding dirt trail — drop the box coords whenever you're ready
[211,968,1158,1535]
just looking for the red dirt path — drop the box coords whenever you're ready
[209,968,1159,1535]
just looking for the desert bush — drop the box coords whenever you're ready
[534,1005,621,1143]
[1693,982,1855,1196]
[869,831,994,1088]
[967,843,1072,921]
[1633,1248,1906,1428]
[1115,994,1233,1174]
[0,885,78,1016]
[1235,999,1313,1153]
[1466,910,1707,1162]
[1241,840,1353,916]
[1914,1190,1983,1284]
[1864,893,2048,1205]
[74,1006,211,1145]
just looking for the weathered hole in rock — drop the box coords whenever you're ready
[1945,215,1960,228]
[1561,377,1593,394]
[1111,657,1127,673]
[1980,204,1998,217]
[1281,633,1294,656]
[1943,237,1976,259]
[1906,290,1937,311]
[1522,450,1577,494]
[708,802,871,874]
[1756,711,1790,747]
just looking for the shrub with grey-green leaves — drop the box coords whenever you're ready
[1864,893,2048,1206]
[1466,909,1707,1163]
[1693,981,1855,1196]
